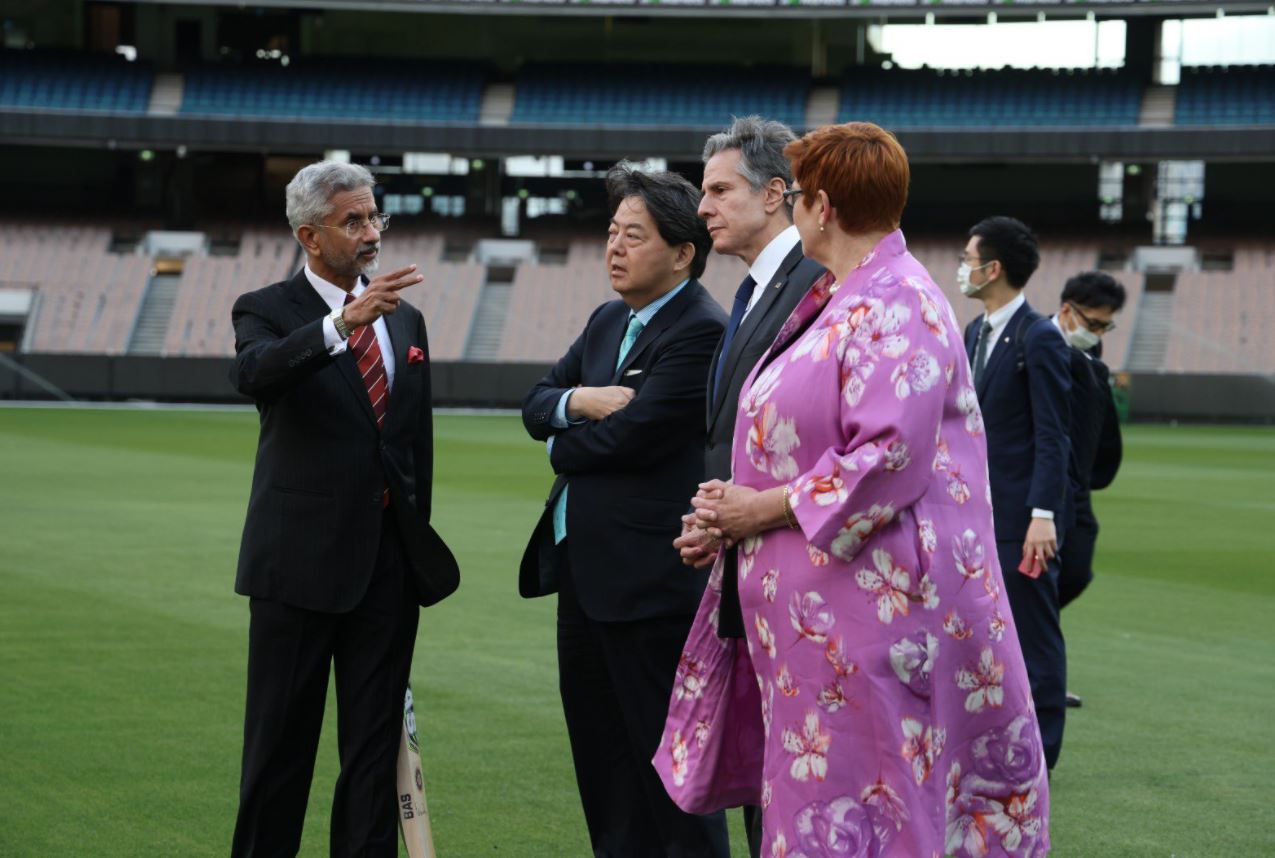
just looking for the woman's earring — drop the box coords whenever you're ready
[819,224,825,233]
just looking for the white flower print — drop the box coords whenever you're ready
[761,568,779,603]
[988,611,1006,643]
[790,590,836,644]
[783,710,831,783]
[762,682,775,739]
[816,680,848,713]
[947,467,972,504]
[856,549,912,624]
[769,832,788,858]
[831,503,895,561]
[738,535,762,582]
[987,789,1043,852]
[806,544,830,567]
[945,764,993,858]
[669,730,688,787]
[918,518,937,554]
[956,647,1006,713]
[847,296,911,361]
[762,779,774,811]
[911,279,950,347]
[900,717,946,785]
[802,465,848,507]
[755,614,777,660]
[838,344,875,408]
[825,635,859,679]
[915,573,940,610]
[933,438,953,474]
[673,654,708,701]
[694,719,712,749]
[957,386,984,436]
[793,314,851,364]
[777,664,800,698]
[742,360,784,417]
[891,349,941,399]
[943,610,974,641]
[884,439,911,472]
[952,529,986,584]
[747,402,801,480]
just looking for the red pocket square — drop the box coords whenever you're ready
[407,346,425,365]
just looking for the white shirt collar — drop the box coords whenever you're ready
[304,265,364,313]
[985,291,1026,330]
[748,225,801,289]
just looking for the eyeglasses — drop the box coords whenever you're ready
[958,255,991,266]
[782,187,804,204]
[1067,301,1117,333]
[311,213,391,238]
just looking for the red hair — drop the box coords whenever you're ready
[784,122,909,234]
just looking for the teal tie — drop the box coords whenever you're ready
[553,314,644,544]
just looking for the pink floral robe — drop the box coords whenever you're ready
[656,231,1050,857]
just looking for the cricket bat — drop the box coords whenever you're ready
[397,683,437,858]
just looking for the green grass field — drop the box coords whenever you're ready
[1,407,1273,857]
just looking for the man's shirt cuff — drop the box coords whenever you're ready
[1031,508,1055,521]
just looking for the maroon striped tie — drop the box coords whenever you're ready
[343,294,388,430]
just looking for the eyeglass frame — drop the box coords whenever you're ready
[309,212,391,238]
[781,187,804,204]
[1066,301,1117,334]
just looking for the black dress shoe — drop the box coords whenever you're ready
[1065,692,1083,708]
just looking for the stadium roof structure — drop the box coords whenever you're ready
[118,0,1274,20]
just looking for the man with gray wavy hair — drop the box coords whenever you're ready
[675,116,827,858]
[230,160,459,856]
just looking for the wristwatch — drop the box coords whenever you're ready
[330,308,352,340]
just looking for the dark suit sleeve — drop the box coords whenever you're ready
[1025,319,1072,515]
[522,314,594,442]
[413,310,435,523]
[549,315,721,475]
[1090,361,1123,490]
[231,289,330,401]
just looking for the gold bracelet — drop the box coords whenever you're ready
[782,485,799,530]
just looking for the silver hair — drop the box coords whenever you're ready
[702,115,797,192]
[285,160,376,235]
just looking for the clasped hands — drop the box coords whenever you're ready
[673,479,769,569]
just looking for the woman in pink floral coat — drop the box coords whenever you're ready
[656,123,1050,857]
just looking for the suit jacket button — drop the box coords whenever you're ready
[373,492,382,505]
[408,493,416,505]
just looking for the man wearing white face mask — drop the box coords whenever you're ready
[1053,272,1126,710]
[961,215,1072,772]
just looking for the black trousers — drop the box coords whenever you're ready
[1059,494,1098,610]
[232,512,420,858]
[557,546,730,858]
[998,540,1066,771]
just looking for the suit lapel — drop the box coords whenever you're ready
[976,302,1031,399]
[384,306,413,424]
[286,271,378,429]
[612,280,698,382]
[707,245,801,427]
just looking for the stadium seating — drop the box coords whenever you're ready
[0,49,152,113]
[0,221,152,354]
[180,59,486,122]
[1176,65,1275,125]
[510,64,809,127]
[839,67,1143,128]
[1163,268,1275,373]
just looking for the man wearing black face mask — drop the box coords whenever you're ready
[1053,272,1126,709]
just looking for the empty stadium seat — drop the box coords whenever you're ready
[0,49,153,113]
[510,63,809,128]
[839,67,1142,128]
[180,59,486,122]
[1175,65,1275,126]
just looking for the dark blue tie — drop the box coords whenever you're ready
[713,274,756,401]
